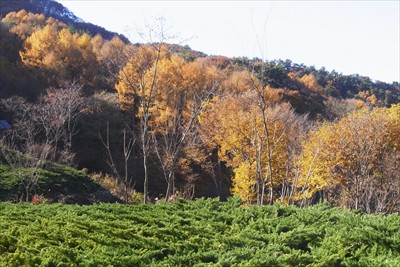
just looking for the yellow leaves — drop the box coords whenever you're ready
[288,72,325,96]
[95,35,126,64]
[18,20,100,87]
[264,86,284,104]
[354,99,366,109]
[378,104,400,148]
[357,91,379,106]
[231,161,257,204]
[200,93,305,204]
[182,59,221,92]
[15,9,28,20]
[41,51,57,69]
[115,46,222,129]
[200,95,257,165]
[223,70,258,95]
[220,69,285,106]
[20,24,58,67]
[297,106,400,201]
[156,54,184,92]
[77,33,92,49]
[90,34,104,57]
[58,28,73,48]
[368,95,378,106]
[297,123,339,197]
[300,74,324,93]
[2,10,48,40]
[115,46,174,111]
[115,46,160,109]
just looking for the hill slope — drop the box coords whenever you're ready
[0,159,119,204]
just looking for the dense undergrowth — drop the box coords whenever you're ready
[0,198,399,266]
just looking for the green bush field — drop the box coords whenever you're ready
[1,198,399,266]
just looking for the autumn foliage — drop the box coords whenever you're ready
[297,105,400,213]
[0,9,399,212]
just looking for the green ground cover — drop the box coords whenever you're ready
[0,198,399,266]
[0,162,117,204]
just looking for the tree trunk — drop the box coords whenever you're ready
[142,119,149,204]
[165,172,173,200]
[143,148,148,204]
[25,186,29,202]
[259,106,274,205]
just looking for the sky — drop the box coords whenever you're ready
[58,1,400,83]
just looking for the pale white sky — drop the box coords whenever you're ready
[58,1,400,83]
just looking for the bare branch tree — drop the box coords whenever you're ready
[1,80,84,166]
[100,122,136,203]
[0,141,50,202]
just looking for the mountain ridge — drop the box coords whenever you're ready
[0,0,129,42]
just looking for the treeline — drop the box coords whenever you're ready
[234,57,400,107]
[0,10,399,212]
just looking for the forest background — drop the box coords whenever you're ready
[0,0,399,213]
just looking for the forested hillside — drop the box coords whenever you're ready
[0,0,128,41]
[0,6,399,212]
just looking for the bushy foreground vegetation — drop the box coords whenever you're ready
[1,198,399,266]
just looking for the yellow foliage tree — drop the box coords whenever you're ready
[114,45,169,111]
[2,10,47,40]
[115,44,223,200]
[231,161,257,204]
[200,92,306,204]
[152,57,222,199]
[300,74,324,93]
[114,43,171,203]
[222,70,258,95]
[20,24,58,67]
[297,105,400,212]
[20,24,98,87]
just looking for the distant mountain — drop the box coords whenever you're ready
[0,0,129,42]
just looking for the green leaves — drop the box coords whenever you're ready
[0,201,399,266]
